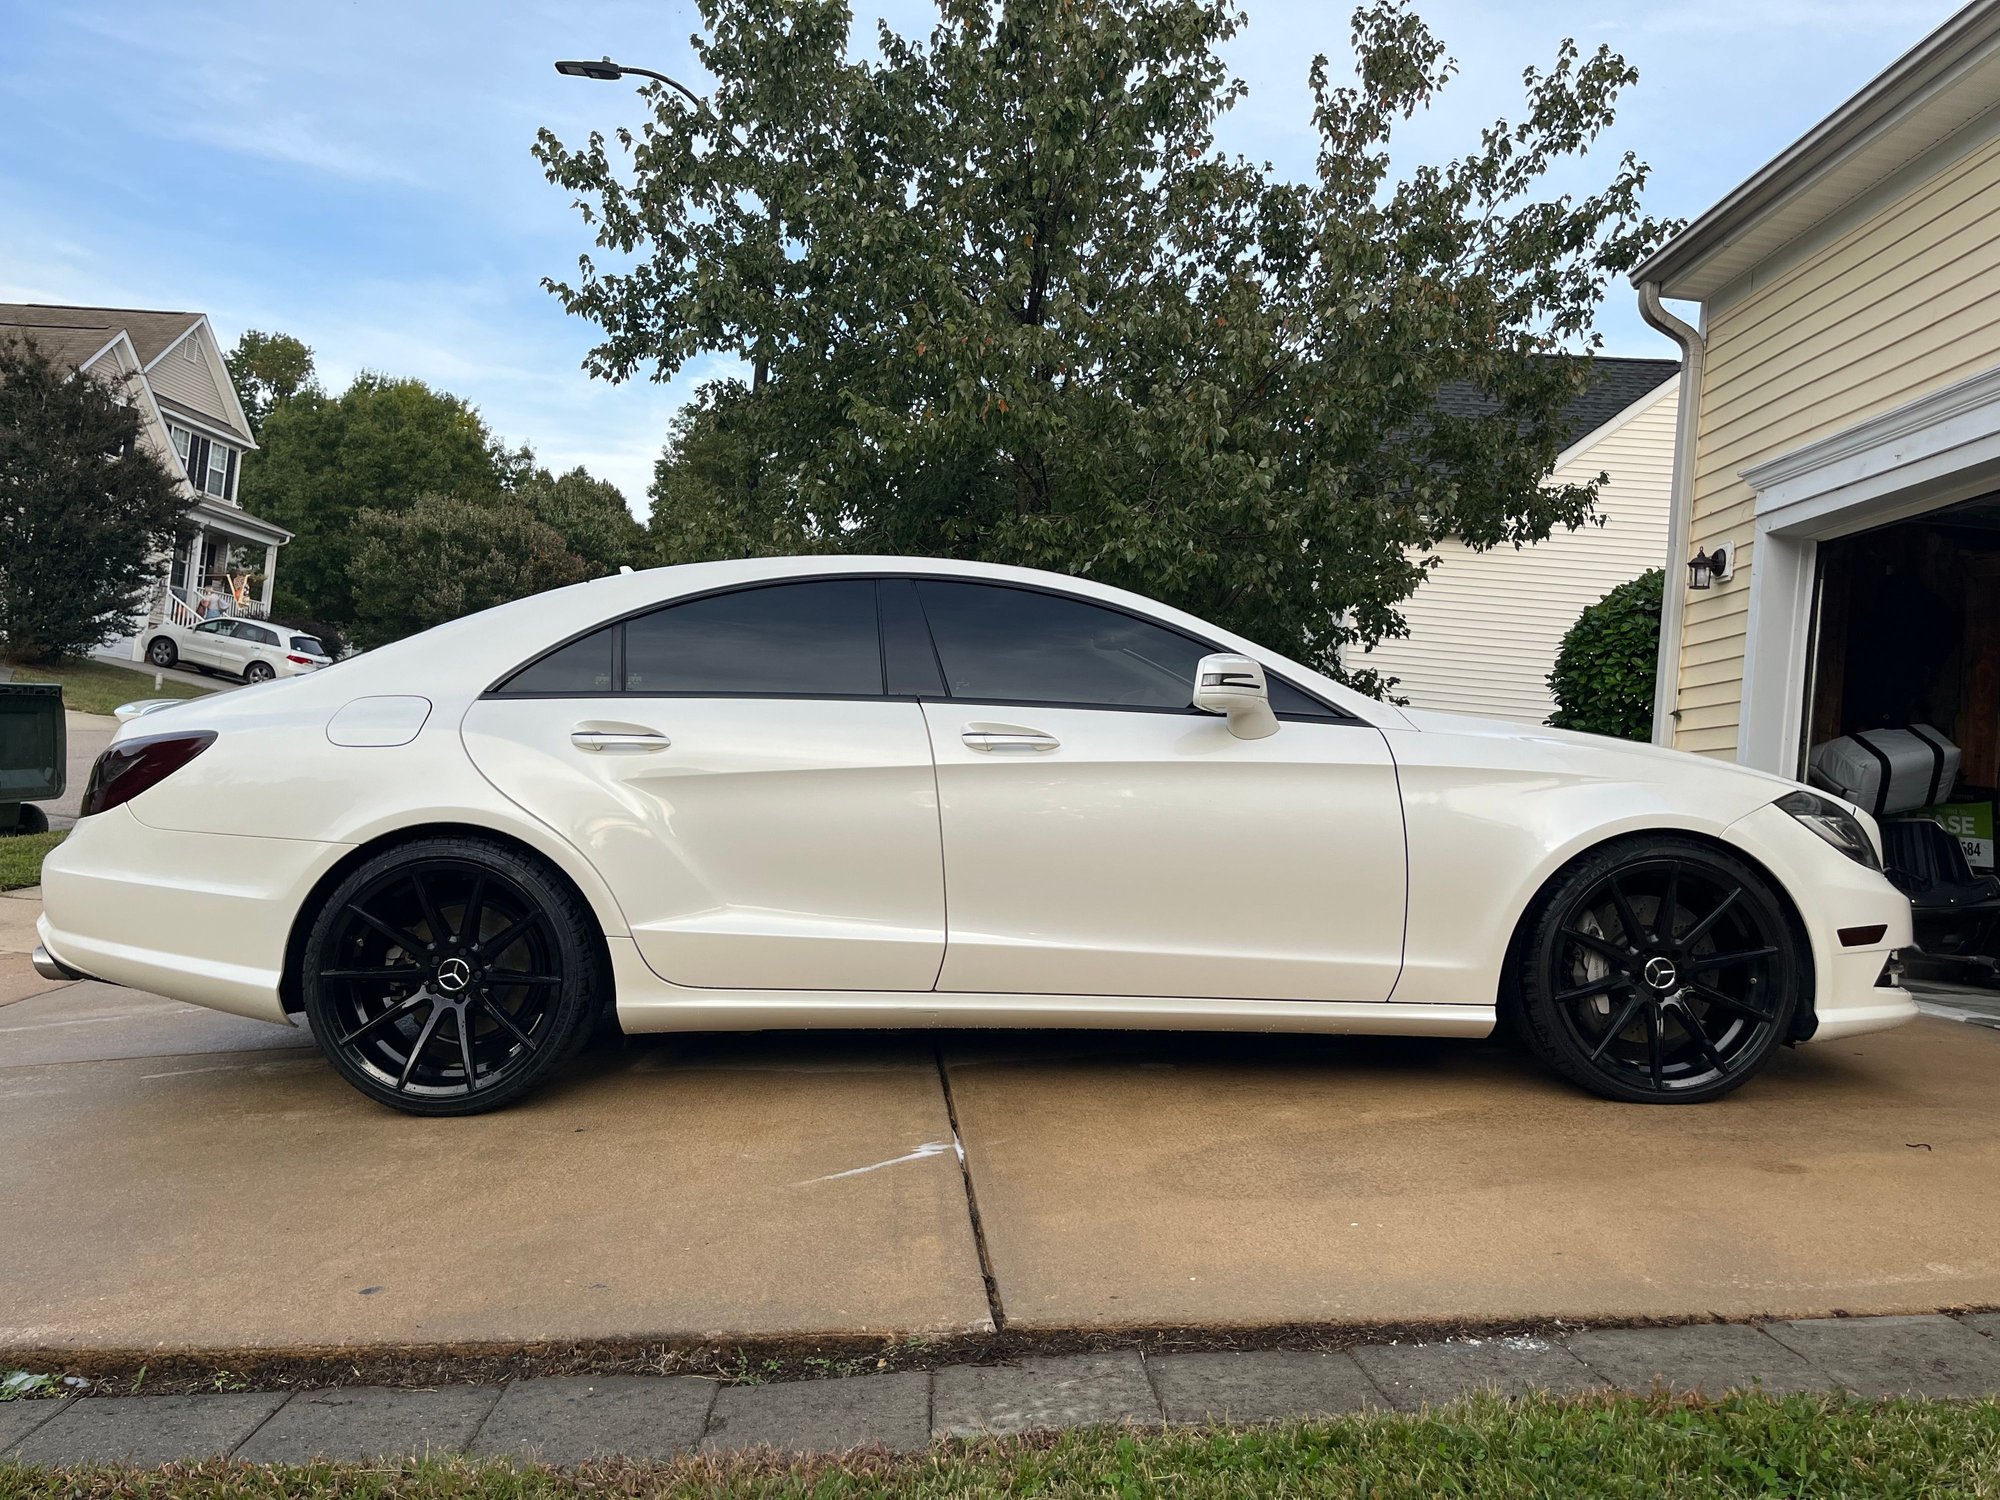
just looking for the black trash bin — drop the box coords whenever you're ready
[0,683,66,835]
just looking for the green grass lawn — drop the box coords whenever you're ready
[1,1393,1997,1498]
[7,658,214,718]
[0,830,65,893]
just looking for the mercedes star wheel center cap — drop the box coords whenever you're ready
[1642,955,1679,992]
[436,956,473,994]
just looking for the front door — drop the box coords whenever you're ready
[912,580,1408,1002]
[182,618,238,668]
[461,578,946,992]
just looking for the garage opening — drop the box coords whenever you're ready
[1805,496,2000,989]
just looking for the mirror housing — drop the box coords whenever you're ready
[1191,653,1279,739]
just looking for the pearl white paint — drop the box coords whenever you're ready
[38,555,1915,1051]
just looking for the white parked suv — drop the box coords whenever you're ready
[145,618,333,683]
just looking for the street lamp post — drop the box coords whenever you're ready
[553,56,772,392]
[554,59,706,111]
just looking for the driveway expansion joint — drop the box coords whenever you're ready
[932,1043,1005,1332]
[15,1312,2000,1465]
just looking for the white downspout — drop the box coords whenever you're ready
[1637,281,1705,749]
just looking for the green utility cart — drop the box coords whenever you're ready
[0,682,65,835]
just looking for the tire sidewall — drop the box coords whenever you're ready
[301,837,600,1115]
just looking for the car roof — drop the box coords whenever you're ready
[189,556,1407,731]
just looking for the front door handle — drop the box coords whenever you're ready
[571,727,671,753]
[961,723,1060,753]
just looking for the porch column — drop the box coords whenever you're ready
[261,542,278,614]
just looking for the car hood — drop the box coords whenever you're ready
[1393,706,1842,820]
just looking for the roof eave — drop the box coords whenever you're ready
[1632,0,2000,300]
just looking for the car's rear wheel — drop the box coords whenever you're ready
[245,660,275,683]
[1514,836,1801,1104]
[300,837,601,1115]
[146,637,177,668]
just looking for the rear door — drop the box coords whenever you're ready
[461,578,947,992]
[912,579,1408,1002]
[232,622,279,674]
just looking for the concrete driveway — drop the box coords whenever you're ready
[3,897,1998,1355]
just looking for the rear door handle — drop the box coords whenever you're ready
[571,728,671,753]
[961,723,1060,753]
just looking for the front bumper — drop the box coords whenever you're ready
[1724,800,1918,1042]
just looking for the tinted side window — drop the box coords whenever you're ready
[916,581,1206,709]
[625,580,882,696]
[502,625,617,694]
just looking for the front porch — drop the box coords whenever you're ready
[113,500,293,654]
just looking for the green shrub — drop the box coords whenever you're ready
[1547,568,1662,740]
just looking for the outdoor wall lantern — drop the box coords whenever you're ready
[1688,542,1735,590]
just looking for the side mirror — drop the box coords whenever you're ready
[1191,653,1278,740]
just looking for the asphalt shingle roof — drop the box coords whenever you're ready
[0,303,203,366]
[1433,356,1680,450]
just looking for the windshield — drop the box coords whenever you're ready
[290,636,327,656]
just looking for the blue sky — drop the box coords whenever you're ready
[0,0,1955,511]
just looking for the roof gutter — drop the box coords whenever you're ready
[1636,281,1704,749]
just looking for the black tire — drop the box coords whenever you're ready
[9,803,49,836]
[300,836,603,1115]
[1514,836,1802,1105]
[245,660,275,683]
[146,637,178,668]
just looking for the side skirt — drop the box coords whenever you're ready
[606,940,1495,1038]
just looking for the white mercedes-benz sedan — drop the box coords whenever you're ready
[35,556,1916,1115]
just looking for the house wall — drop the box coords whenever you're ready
[1356,380,1678,723]
[144,328,232,423]
[1675,131,2000,757]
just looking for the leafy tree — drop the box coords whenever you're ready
[345,494,588,650]
[646,394,824,565]
[0,339,186,664]
[225,330,318,439]
[516,465,644,576]
[241,374,504,628]
[1547,568,1661,741]
[537,0,1671,688]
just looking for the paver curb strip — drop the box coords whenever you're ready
[4,1313,2000,1466]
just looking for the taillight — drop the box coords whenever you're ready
[286,654,312,665]
[79,732,216,817]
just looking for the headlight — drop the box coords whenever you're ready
[1775,789,1881,870]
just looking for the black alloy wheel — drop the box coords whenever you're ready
[1515,836,1801,1104]
[147,637,178,668]
[301,837,600,1115]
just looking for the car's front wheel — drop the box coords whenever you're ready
[300,837,602,1115]
[146,637,177,668]
[1514,836,1801,1104]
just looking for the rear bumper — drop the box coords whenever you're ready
[38,806,345,1025]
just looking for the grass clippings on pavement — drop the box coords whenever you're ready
[3,1393,1999,1498]
[0,831,64,893]
[8,659,213,718]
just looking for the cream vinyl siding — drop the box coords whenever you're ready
[1676,131,2000,757]
[144,326,236,430]
[1356,379,1677,723]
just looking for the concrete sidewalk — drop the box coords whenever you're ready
[5,1313,2000,1465]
